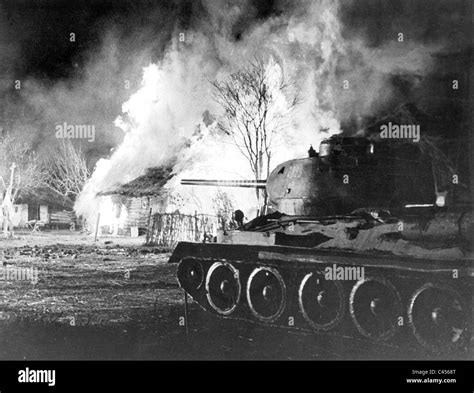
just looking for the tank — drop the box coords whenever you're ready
[169,135,473,355]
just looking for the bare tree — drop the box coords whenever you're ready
[41,140,90,209]
[212,58,298,211]
[0,135,41,236]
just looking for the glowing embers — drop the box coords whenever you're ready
[408,283,468,352]
[349,277,402,341]
[298,272,345,331]
[205,262,241,315]
[177,258,204,292]
[246,267,286,323]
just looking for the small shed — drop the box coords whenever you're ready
[13,189,76,229]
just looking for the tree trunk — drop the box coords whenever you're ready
[2,164,16,237]
[260,152,271,215]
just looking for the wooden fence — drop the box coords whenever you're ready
[146,212,220,248]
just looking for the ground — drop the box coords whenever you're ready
[0,230,470,360]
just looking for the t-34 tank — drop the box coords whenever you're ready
[169,135,473,354]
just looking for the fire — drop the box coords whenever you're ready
[74,1,344,229]
[75,0,436,232]
[95,196,129,236]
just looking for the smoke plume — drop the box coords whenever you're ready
[0,0,469,222]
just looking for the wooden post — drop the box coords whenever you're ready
[94,213,100,242]
[184,290,190,344]
[194,211,198,242]
[145,207,153,244]
[169,212,174,248]
[153,213,158,245]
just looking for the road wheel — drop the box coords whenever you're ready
[349,277,403,341]
[298,272,345,331]
[247,266,286,323]
[205,262,241,315]
[408,283,468,352]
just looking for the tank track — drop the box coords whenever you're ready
[173,242,473,355]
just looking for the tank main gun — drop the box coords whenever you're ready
[181,179,266,188]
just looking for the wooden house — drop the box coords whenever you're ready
[13,189,76,229]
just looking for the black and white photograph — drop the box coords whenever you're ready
[0,0,472,388]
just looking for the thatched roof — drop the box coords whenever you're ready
[98,166,173,197]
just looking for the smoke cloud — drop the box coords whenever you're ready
[0,0,469,222]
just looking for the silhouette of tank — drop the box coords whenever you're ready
[170,135,473,354]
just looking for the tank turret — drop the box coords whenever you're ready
[182,135,452,216]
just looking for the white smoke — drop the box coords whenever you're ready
[75,0,439,224]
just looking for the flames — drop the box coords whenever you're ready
[75,0,437,232]
[95,196,129,236]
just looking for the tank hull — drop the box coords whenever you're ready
[170,241,473,355]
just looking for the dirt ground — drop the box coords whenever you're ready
[0,230,470,360]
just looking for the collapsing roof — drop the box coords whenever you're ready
[97,166,174,197]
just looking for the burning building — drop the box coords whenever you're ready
[95,166,173,236]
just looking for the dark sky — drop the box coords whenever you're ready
[0,0,471,175]
[1,0,174,79]
[3,0,467,80]
[1,0,283,80]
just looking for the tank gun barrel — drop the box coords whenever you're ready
[181,179,266,189]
